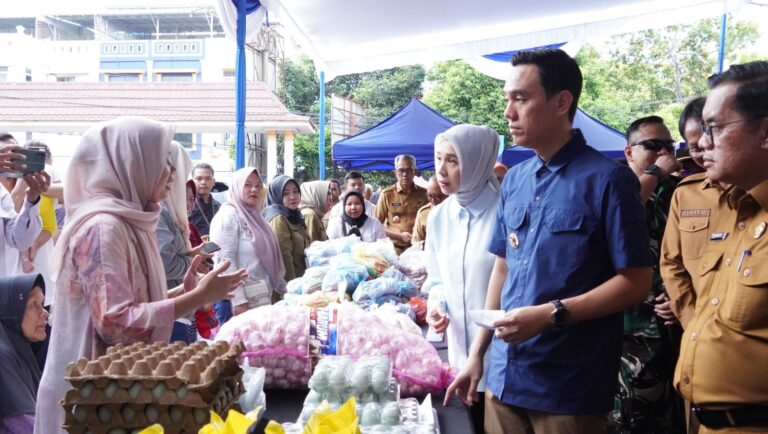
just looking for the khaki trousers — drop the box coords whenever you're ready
[484,391,607,434]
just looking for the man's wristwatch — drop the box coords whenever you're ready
[643,164,664,179]
[550,300,569,330]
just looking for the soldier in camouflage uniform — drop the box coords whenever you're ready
[610,116,685,434]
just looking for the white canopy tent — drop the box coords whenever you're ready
[262,0,748,81]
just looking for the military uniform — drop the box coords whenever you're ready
[611,176,685,434]
[675,179,768,432]
[411,202,433,244]
[660,173,736,328]
[374,183,428,254]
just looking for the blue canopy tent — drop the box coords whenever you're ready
[500,109,627,167]
[333,98,456,170]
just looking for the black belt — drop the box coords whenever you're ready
[692,404,768,429]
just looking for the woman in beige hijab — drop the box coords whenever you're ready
[34,117,247,433]
[299,180,333,243]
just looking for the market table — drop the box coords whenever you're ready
[261,329,476,434]
[262,389,474,434]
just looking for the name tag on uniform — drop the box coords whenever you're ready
[243,280,270,308]
[391,202,402,207]
[681,208,711,217]
[710,232,728,241]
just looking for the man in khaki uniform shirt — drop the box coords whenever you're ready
[374,154,428,254]
[674,61,768,432]
[412,176,447,244]
[660,96,736,329]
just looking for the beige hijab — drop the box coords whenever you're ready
[163,141,193,251]
[299,180,330,218]
[52,116,174,319]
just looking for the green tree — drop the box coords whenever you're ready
[423,60,508,142]
[281,56,319,115]
[577,16,760,138]
[352,65,426,120]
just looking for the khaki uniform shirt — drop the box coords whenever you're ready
[374,183,428,253]
[301,208,328,244]
[411,202,433,243]
[269,215,310,282]
[674,179,768,406]
[659,173,735,328]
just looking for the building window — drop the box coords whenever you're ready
[108,73,141,82]
[223,69,235,82]
[0,66,8,82]
[174,133,194,149]
[160,72,194,82]
[25,68,32,82]
[56,76,75,82]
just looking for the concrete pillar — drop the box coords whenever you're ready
[284,131,295,179]
[266,130,278,182]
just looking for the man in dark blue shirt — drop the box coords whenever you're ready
[444,49,653,434]
[189,162,220,236]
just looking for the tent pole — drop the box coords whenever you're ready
[717,14,727,74]
[235,0,246,170]
[319,71,326,179]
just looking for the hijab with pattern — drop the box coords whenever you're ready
[0,274,45,419]
[51,116,174,334]
[223,168,286,293]
[299,180,331,218]
[435,124,500,207]
[262,175,305,225]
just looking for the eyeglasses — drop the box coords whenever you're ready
[700,118,750,144]
[395,168,414,175]
[630,138,676,153]
[427,193,446,201]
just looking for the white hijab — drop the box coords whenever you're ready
[52,116,175,314]
[163,141,193,251]
[436,124,500,206]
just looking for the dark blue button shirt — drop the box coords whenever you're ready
[486,130,651,414]
[189,196,220,236]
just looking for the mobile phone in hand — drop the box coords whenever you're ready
[200,242,221,254]
[5,149,46,178]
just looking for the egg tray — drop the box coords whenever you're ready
[61,402,226,434]
[62,341,244,406]
[60,341,245,434]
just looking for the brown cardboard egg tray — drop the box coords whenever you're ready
[60,341,245,433]
[62,402,219,434]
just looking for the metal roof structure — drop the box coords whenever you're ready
[0,81,314,134]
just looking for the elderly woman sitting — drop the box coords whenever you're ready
[1,274,48,433]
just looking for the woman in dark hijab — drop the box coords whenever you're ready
[1,274,47,433]
[263,175,310,281]
[326,191,386,242]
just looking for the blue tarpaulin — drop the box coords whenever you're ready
[500,109,626,167]
[333,98,456,170]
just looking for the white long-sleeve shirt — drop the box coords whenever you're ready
[425,183,499,392]
[1,184,42,275]
[208,206,275,307]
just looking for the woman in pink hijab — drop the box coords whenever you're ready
[34,117,247,433]
[209,167,286,319]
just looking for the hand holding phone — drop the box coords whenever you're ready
[3,149,46,178]
[200,241,221,255]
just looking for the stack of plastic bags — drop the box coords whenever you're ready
[396,243,428,290]
[215,304,452,397]
[305,236,360,267]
